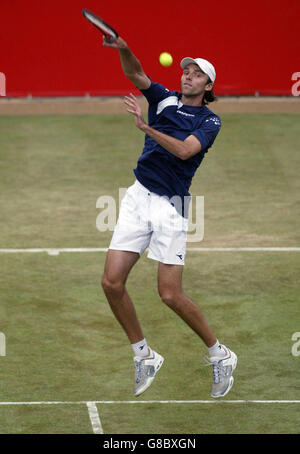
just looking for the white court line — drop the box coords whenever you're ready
[2,400,299,435]
[0,247,300,255]
[86,401,104,434]
[188,247,300,252]
[0,400,300,405]
[0,248,108,255]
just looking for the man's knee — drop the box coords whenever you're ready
[101,274,124,297]
[159,287,181,309]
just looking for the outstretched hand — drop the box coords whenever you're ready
[124,94,146,130]
[102,36,128,50]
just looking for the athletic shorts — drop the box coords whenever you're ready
[109,180,189,265]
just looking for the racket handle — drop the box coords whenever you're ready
[104,36,116,44]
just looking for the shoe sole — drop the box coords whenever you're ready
[134,356,164,397]
[211,353,238,399]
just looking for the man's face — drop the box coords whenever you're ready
[181,63,213,97]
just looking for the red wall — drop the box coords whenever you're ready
[1,0,299,97]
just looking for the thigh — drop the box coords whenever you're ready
[157,261,183,295]
[103,249,140,285]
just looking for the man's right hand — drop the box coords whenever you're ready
[103,36,128,50]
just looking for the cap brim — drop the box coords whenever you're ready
[180,57,197,69]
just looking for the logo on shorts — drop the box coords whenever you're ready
[176,253,183,260]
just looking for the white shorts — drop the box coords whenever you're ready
[109,180,189,265]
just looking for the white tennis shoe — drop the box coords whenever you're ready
[206,345,238,398]
[134,348,164,397]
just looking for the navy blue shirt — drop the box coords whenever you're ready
[134,80,221,217]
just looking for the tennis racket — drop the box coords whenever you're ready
[82,9,119,43]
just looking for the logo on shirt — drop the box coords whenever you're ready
[177,110,195,118]
[205,117,221,126]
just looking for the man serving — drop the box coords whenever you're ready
[101,36,237,398]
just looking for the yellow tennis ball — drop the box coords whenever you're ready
[159,52,173,67]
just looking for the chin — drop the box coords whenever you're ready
[182,87,193,96]
[183,91,195,98]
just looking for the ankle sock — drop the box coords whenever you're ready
[207,340,226,358]
[132,338,149,357]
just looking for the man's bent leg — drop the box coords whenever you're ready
[157,262,217,347]
[101,249,144,344]
[102,249,165,396]
[157,261,237,397]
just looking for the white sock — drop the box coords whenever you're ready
[207,340,226,358]
[131,339,149,357]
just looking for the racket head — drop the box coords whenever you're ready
[82,9,119,41]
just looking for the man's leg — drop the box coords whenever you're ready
[157,262,217,347]
[101,249,164,396]
[157,261,237,398]
[101,249,144,344]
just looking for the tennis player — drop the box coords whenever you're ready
[101,36,237,398]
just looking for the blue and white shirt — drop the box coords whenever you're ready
[134,80,221,216]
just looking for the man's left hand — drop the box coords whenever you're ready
[124,94,147,131]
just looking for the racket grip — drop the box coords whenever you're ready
[105,36,115,44]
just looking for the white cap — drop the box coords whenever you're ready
[180,57,216,83]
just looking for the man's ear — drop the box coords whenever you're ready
[205,82,213,91]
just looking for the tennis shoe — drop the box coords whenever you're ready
[134,348,164,397]
[206,345,237,398]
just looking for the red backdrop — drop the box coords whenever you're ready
[1,0,299,97]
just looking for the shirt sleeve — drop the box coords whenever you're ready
[139,79,171,105]
[192,115,221,151]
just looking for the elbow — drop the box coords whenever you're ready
[179,143,201,160]
[124,70,143,81]
[182,154,192,161]
[179,136,202,160]
[180,154,189,161]
[124,71,135,80]
[178,147,191,160]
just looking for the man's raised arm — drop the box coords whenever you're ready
[103,37,151,90]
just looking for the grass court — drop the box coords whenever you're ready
[0,111,299,433]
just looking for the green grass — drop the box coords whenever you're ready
[0,114,299,248]
[0,113,299,433]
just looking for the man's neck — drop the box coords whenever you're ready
[181,93,204,107]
